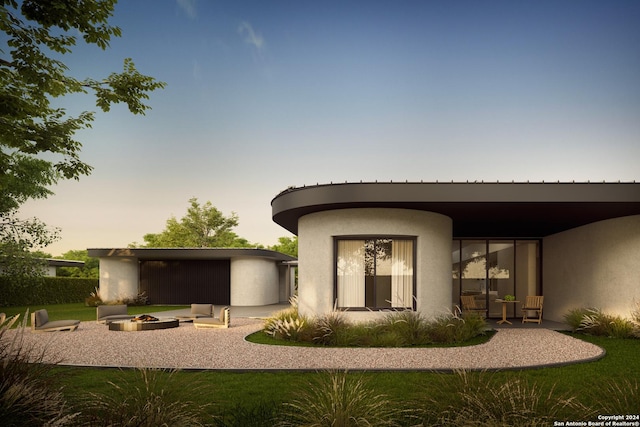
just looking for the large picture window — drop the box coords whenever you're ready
[335,237,415,310]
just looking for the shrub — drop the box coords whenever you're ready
[77,368,211,426]
[0,276,98,306]
[0,311,78,425]
[278,371,404,427]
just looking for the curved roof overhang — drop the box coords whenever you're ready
[271,182,640,239]
[87,248,297,262]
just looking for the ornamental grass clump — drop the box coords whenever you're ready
[418,370,592,426]
[77,367,211,426]
[264,296,311,341]
[378,310,429,346]
[591,378,640,414]
[566,307,636,339]
[311,309,352,346]
[0,311,78,426]
[263,302,488,347]
[425,311,486,344]
[278,370,405,427]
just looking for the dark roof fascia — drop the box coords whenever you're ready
[271,182,640,237]
[45,259,85,268]
[87,248,297,262]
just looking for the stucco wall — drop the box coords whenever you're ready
[297,208,452,321]
[543,215,640,322]
[99,257,139,302]
[230,257,279,306]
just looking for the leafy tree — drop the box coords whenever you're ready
[0,0,165,275]
[55,249,99,278]
[0,212,57,280]
[269,236,298,257]
[141,198,255,248]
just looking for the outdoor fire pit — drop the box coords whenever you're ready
[108,315,179,332]
[132,314,159,322]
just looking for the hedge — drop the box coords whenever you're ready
[0,276,98,306]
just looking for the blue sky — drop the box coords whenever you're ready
[18,0,640,255]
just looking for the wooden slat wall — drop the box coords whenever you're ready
[140,260,230,305]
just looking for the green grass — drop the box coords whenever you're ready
[1,302,188,323]
[5,303,640,423]
[246,329,495,347]
[51,334,640,420]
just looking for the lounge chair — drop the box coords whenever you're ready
[97,304,134,324]
[522,296,544,324]
[175,304,214,322]
[193,306,230,329]
[31,309,80,332]
[460,295,486,316]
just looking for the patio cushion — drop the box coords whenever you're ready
[34,309,48,327]
[191,304,213,317]
[97,304,133,323]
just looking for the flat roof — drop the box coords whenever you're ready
[87,248,297,262]
[271,182,640,238]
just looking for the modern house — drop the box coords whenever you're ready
[87,248,296,306]
[271,181,640,323]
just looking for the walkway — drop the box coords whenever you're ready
[12,304,605,372]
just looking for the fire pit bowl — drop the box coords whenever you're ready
[109,317,179,332]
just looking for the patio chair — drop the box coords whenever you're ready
[175,304,214,322]
[96,304,134,324]
[31,309,80,333]
[522,296,544,324]
[193,306,230,329]
[460,295,486,316]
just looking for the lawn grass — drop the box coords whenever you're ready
[1,302,188,323]
[6,303,639,421]
[52,333,640,419]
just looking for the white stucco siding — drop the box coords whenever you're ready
[99,257,139,302]
[230,257,279,306]
[543,215,640,322]
[297,208,453,321]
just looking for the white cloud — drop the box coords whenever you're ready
[176,0,197,19]
[238,21,265,52]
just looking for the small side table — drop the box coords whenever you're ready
[495,299,519,325]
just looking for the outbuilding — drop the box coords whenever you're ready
[271,181,640,322]
[88,248,296,306]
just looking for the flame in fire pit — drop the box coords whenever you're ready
[132,314,159,322]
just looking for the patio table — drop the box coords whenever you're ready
[495,299,519,325]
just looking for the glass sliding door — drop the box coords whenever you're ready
[453,239,540,319]
[488,241,514,318]
[460,241,488,314]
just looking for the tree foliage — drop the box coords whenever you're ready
[1,0,166,213]
[0,0,165,275]
[141,198,255,248]
[55,249,99,278]
[269,236,298,257]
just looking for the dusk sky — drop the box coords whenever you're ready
[17,0,640,256]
